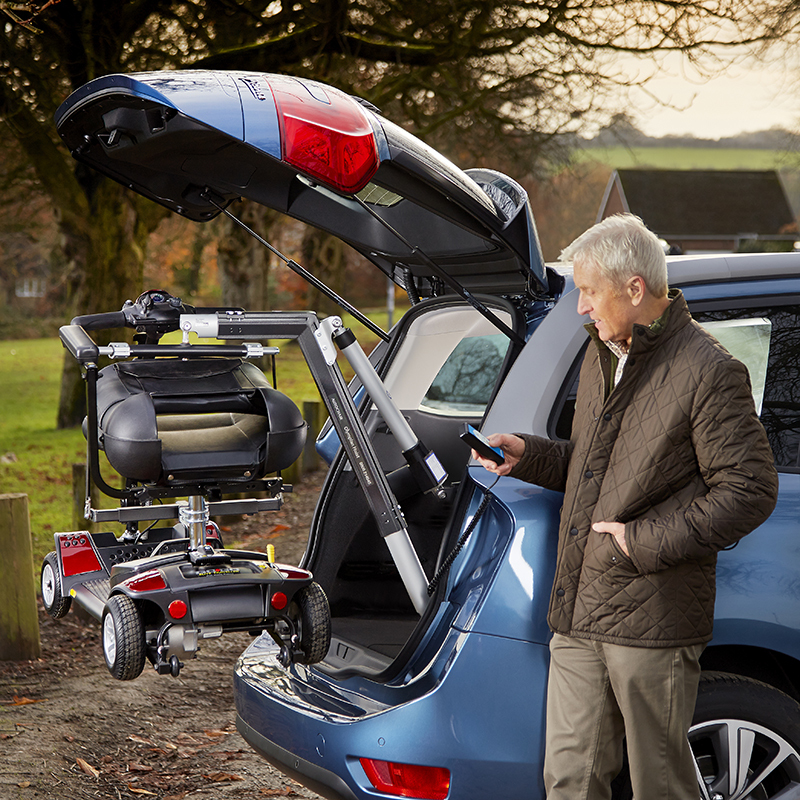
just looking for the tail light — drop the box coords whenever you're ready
[270,80,379,194]
[124,569,167,593]
[360,758,450,799]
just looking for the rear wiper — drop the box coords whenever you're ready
[202,190,390,343]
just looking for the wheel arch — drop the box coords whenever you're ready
[108,588,167,632]
[701,643,800,703]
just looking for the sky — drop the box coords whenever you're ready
[617,46,800,140]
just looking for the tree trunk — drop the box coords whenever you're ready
[217,201,281,311]
[300,228,348,317]
[56,182,164,428]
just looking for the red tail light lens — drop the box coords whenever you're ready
[168,599,188,619]
[270,80,379,194]
[270,591,288,611]
[360,758,450,799]
[125,570,167,593]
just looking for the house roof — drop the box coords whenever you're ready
[608,169,797,237]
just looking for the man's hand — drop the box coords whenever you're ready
[592,521,629,556]
[471,433,525,476]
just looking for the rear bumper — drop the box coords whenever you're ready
[234,631,550,800]
[236,714,357,800]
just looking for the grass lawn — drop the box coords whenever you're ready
[572,146,800,172]
[0,339,86,563]
[0,306,403,569]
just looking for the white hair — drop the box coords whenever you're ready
[559,213,668,298]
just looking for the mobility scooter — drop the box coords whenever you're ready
[41,287,448,682]
[39,288,331,680]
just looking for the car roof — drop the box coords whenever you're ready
[483,251,800,442]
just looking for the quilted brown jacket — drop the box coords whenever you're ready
[510,290,779,647]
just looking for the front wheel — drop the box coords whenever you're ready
[101,595,146,681]
[41,552,71,619]
[691,672,800,800]
[290,583,331,665]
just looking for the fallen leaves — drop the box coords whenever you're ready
[127,762,154,772]
[127,733,155,746]
[76,757,100,778]
[203,728,231,738]
[5,694,47,706]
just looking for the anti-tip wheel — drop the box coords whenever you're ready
[291,582,332,665]
[41,551,71,619]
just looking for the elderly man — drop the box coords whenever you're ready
[473,214,778,799]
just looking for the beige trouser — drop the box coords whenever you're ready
[544,633,704,800]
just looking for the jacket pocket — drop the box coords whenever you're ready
[585,528,639,587]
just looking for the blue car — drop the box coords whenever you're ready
[56,71,800,800]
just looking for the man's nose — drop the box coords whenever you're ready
[577,292,591,316]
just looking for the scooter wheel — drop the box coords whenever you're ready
[41,552,71,619]
[291,582,331,665]
[102,595,146,681]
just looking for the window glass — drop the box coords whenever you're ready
[419,334,509,416]
[695,306,800,469]
[698,318,771,414]
[550,305,799,470]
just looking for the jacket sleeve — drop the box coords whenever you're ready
[508,433,573,493]
[626,357,779,574]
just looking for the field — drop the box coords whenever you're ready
[573,145,800,172]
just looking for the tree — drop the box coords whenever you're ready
[0,0,786,425]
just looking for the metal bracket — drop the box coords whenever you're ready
[314,316,343,365]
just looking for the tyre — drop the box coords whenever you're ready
[41,551,71,619]
[691,672,800,800]
[291,582,331,665]
[610,672,800,800]
[101,594,146,681]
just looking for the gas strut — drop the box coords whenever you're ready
[202,191,389,342]
[352,195,525,347]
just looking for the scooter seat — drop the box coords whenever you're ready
[89,357,306,484]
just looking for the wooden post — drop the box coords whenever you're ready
[0,493,41,661]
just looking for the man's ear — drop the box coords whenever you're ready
[627,275,646,306]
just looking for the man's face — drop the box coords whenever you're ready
[574,259,637,346]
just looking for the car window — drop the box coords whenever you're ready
[419,334,510,417]
[694,306,798,470]
[549,305,799,471]
[698,318,771,414]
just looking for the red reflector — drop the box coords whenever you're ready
[168,599,188,619]
[125,570,167,593]
[271,591,288,611]
[58,534,103,577]
[360,758,450,800]
[270,81,378,194]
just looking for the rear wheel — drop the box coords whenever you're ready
[611,672,800,800]
[41,552,71,619]
[291,583,331,665]
[102,595,146,681]
[691,672,800,800]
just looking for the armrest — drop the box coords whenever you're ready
[59,325,100,363]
